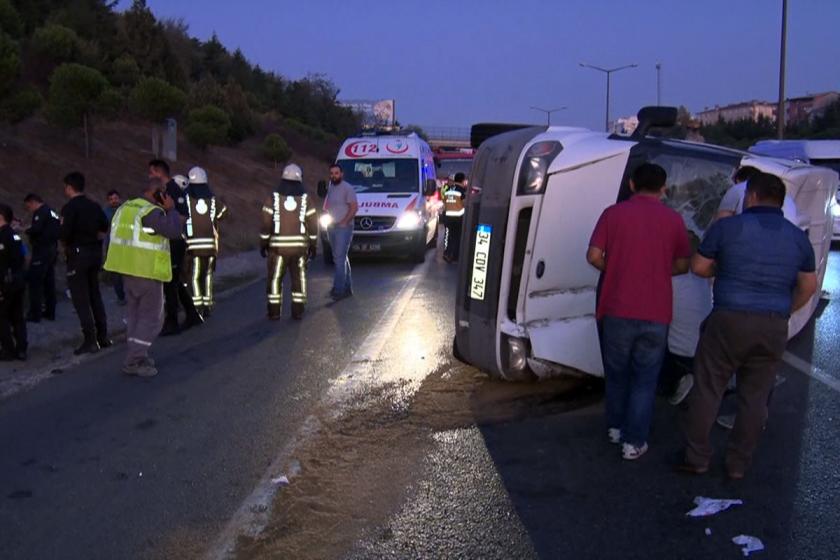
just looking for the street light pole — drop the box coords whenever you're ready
[777,0,788,139]
[529,106,567,126]
[656,62,662,106]
[580,63,638,132]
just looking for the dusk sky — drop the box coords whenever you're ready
[124,0,840,131]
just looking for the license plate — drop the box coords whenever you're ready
[353,243,381,252]
[470,224,492,300]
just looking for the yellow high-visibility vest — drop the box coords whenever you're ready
[104,198,172,282]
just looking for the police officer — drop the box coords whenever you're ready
[442,172,467,262]
[23,193,60,321]
[148,160,203,335]
[184,167,228,317]
[0,203,28,360]
[60,172,111,355]
[260,164,317,320]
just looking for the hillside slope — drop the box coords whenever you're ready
[0,118,337,252]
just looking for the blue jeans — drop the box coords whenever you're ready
[328,225,353,295]
[601,316,668,446]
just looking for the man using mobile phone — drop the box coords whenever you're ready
[104,177,186,377]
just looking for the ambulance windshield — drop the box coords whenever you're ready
[338,159,419,194]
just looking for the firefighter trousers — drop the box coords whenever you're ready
[190,255,216,312]
[267,254,307,319]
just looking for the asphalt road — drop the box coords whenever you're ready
[2,249,840,560]
[0,255,423,559]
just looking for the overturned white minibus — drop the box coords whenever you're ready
[454,108,839,381]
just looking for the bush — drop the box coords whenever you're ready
[130,77,186,122]
[262,133,291,167]
[185,104,230,149]
[110,53,140,87]
[31,24,81,65]
[46,63,108,127]
[0,86,42,123]
[0,32,20,95]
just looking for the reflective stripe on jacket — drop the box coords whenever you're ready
[104,198,172,282]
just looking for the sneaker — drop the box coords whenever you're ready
[716,414,735,430]
[607,428,621,444]
[622,442,649,460]
[669,374,695,405]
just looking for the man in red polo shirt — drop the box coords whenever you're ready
[587,163,691,460]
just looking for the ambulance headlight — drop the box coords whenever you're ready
[319,214,333,229]
[396,211,422,230]
[517,141,563,195]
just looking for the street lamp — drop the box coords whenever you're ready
[529,106,568,126]
[656,62,662,106]
[579,63,638,132]
[777,0,788,139]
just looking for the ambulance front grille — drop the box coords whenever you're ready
[354,216,396,231]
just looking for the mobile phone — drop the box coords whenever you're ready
[153,190,165,205]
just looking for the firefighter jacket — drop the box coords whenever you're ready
[260,181,318,258]
[443,183,467,218]
[185,183,228,257]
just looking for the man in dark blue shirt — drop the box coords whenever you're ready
[23,193,60,322]
[680,172,817,479]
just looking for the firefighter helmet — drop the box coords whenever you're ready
[188,166,208,184]
[281,163,303,183]
[172,174,189,190]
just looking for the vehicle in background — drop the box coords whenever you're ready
[749,140,840,239]
[454,107,839,381]
[319,133,439,263]
[434,147,476,184]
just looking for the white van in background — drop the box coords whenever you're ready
[320,133,440,263]
[750,140,840,238]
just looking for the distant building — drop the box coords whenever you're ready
[786,92,840,126]
[697,101,776,126]
[610,115,639,136]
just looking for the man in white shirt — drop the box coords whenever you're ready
[716,166,800,224]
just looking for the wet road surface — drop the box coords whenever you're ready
[1,249,840,560]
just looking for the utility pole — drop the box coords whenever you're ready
[656,62,662,106]
[529,106,567,126]
[580,63,638,132]
[777,0,788,139]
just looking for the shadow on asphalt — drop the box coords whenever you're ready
[473,328,820,559]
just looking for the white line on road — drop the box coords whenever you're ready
[782,351,840,394]
[206,257,432,560]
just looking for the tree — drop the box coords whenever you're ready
[262,133,291,168]
[47,63,109,158]
[0,0,23,39]
[0,31,20,96]
[223,80,255,142]
[31,24,81,65]
[130,77,186,121]
[110,53,140,87]
[0,85,42,124]
[185,104,230,149]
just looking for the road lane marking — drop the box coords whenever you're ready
[206,257,432,560]
[782,351,840,394]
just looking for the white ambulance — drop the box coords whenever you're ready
[454,108,839,381]
[320,133,440,263]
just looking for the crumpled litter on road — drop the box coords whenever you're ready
[271,475,289,486]
[732,535,765,556]
[686,496,743,517]
[705,528,712,536]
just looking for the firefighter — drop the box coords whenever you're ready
[442,172,467,262]
[260,163,317,320]
[184,166,228,317]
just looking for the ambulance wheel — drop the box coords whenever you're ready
[323,243,334,265]
[412,239,426,263]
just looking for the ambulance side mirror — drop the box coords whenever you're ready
[317,180,328,198]
[424,179,437,197]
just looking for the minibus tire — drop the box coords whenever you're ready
[412,239,426,263]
